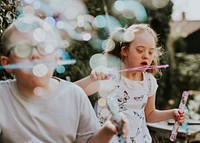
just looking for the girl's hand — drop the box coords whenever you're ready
[90,66,112,80]
[173,109,186,124]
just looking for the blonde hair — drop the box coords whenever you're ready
[104,23,163,76]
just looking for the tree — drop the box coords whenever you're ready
[0,0,177,109]
[0,0,20,80]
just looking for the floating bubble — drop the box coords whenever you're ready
[114,0,125,11]
[32,1,41,10]
[89,54,107,69]
[102,39,115,51]
[88,36,104,50]
[33,86,45,96]
[112,0,147,22]
[151,0,170,9]
[105,54,122,69]
[56,14,96,41]
[32,64,48,77]
[33,28,46,42]
[140,0,169,9]
[48,0,87,20]
[98,98,107,107]
[100,108,110,118]
[56,49,71,60]
[56,65,65,74]
[94,15,107,28]
[22,5,35,14]
[44,16,56,28]
[14,16,34,32]
[94,15,122,33]
[43,43,55,54]
[98,80,117,98]
[123,30,135,42]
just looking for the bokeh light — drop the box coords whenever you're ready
[112,0,147,22]
[32,64,48,77]
[94,14,122,33]
[33,28,46,42]
[89,54,107,69]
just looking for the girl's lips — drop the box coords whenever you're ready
[140,62,148,66]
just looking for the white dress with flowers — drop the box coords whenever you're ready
[96,72,158,143]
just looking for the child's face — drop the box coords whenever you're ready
[4,27,59,87]
[121,30,156,70]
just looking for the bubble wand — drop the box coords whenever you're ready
[0,59,76,70]
[118,64,169,72]
[107,97,126,143]
[170,91,189,142]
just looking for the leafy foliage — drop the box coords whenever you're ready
[0,0,20,80]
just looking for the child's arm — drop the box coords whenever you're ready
[87,114,128,143]
[74,66,111,96]
[145,94,186,124]
[74,76,100,96]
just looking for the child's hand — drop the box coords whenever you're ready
[103,113,129,140]
[90,66,112,80]
[173,109,186,124]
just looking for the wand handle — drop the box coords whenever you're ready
[107,97,126,143]
[170,91,189,142]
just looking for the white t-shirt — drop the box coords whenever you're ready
[0,78,100,143]
[96,72,158,143]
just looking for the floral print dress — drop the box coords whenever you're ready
[96,72,158,143]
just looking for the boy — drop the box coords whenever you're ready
[0,15,127,143]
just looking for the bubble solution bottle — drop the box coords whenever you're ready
[180,107,189,133]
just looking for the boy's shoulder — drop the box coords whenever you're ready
[56,77,85,92]
[0,79,15,86]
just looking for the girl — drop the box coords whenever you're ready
[75,24,185,143]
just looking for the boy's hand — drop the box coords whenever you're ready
[103,113,129,140]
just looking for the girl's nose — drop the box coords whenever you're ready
[142,51,148,59]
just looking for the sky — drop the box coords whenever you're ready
[172,0,200,21]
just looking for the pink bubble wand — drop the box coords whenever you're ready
[118,64,169,73]
[170,91,189,142]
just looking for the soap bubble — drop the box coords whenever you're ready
[32,64,48,77]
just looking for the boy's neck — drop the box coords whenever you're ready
[16,78,60,97]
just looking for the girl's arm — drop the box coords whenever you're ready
[74,76,100,96]
[75,67,111,96]
[145,94,185,124]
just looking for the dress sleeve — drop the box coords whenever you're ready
[148,73,158,97]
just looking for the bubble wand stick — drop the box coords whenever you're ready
[0,59,76,69]
[170,91,189,142]
[107,97,126,143]
[118,64,169,72]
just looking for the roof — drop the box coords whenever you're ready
[170,13,200,36]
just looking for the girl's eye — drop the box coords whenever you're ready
[137,49,143,53]
[149,52,153,55]
[149,50,155,55]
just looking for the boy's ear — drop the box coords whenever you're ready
[0,56,13,74]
